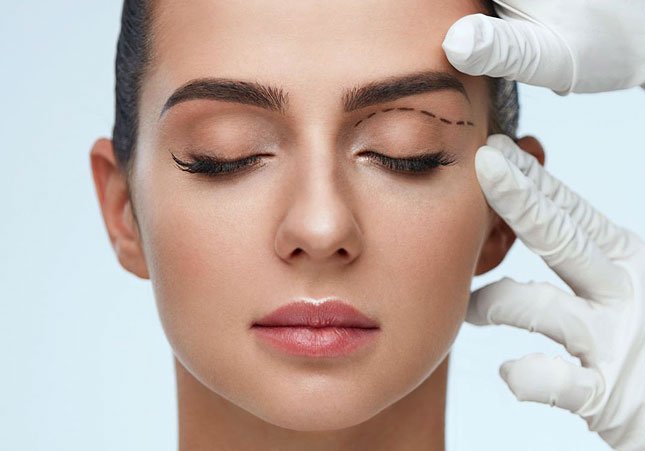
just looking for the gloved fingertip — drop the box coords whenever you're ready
[486,133,516,150]
[499,360,513,381]
[476,146,508,184]
[442,14,492,72]
[442,18,477,65]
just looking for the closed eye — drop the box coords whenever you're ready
[359,149,457,175]
[171,149,457,178]
[171,152,268,177]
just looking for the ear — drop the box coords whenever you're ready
[474,135,545,276]
[90,138,149,279]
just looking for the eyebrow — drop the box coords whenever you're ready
[342,70,470,112]
[159,70,469,119]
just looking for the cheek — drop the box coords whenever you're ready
[143,193,258,326]
[138,189,281,413]
[360,164,489,393]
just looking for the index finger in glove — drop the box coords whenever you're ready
[487,134,634,262]
[475,146,631,302]
[441,13,573,92]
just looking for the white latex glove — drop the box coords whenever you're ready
[469,134,645,450]
[442,0,645,94]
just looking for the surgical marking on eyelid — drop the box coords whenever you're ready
[353,107,475,128]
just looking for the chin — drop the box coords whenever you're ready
[235,378,389,432]
[252,401,380,432]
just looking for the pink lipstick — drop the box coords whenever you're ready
[251,299,380,358]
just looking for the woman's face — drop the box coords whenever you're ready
[131,0,497,431]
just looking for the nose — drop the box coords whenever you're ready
[274,162,363,267]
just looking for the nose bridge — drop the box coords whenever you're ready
[274,126,363,265]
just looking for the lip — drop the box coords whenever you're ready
[253,299,380,328]
[251,299,380,358]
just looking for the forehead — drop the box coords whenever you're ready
[143,0,488,117]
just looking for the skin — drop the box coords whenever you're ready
[90,0,546,449]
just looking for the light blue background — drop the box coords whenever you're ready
[1,2,643,450]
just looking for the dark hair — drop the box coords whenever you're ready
[113,0,154,178]
[479,1,520,141]
[112,0,518,176]
[489,77,520,138]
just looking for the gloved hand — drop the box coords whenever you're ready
[442,0,645,94]
[469,134,645,450]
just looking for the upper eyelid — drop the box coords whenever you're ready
[174,148,452,160]
[173,146,270,162]
[353,107,475,128]
[172,151,456,178]
[162,105,474,128]
[361,149,458,163]
[173,149,458,167]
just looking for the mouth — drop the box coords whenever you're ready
[251,299,381,358]
[252,299,380,329]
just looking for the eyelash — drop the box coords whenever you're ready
[360,150,457,174]
[171,150,457,177]
[171,152,266,177]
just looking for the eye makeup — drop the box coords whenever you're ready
[169,101,466,180]
[171,151,270,177]
[171,148,458,178]
[358,149,457,175]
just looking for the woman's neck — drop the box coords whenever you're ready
[175,354,449,451]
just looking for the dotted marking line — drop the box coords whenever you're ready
[353,107,475,128]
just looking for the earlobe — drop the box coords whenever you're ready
[90,138,150,280]
[515,135,545,167]
[474,215,516,276]
[473,134,545,276]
